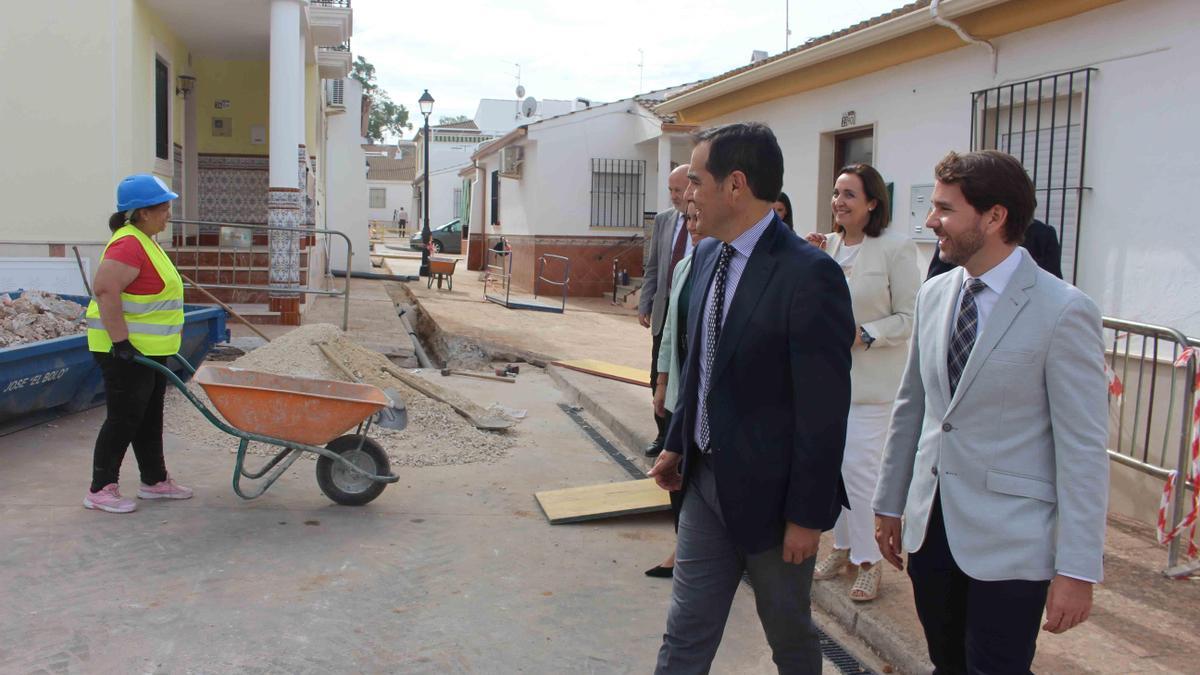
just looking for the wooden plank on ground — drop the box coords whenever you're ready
[551,359,651,387]
[535,478,670,524]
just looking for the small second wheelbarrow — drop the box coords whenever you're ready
[137,355,403,506]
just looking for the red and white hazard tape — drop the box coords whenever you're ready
[1156,347,1200,560]
[1103,362,1124,403]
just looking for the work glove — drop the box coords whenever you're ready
[111,339,141,362]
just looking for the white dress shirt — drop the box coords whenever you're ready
[951,246,1023,336]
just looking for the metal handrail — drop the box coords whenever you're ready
[169,219,352,330]
[1101,316,1197,571]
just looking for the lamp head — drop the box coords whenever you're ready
[418,89,434,117]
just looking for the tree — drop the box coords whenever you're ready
[351,55,412,143]
[438,114,471,126]
[367,92,412,144]
[350,56,377,95]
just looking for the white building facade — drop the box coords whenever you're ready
[465,97,695,295]
[659,0,1200,336]
[324,77,370,273]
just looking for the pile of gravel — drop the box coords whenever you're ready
[166,323,514,467]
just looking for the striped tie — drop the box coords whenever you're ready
[697,243,735,453]
[948,279,987,396]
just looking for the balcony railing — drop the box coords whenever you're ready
[319,40,351,52]
[311,0,351,7]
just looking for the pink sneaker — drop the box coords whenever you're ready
[84,484,137,513]
[137,475,194,500]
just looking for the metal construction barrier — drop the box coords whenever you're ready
[1102,317,1198,575]
[533,254,571,313]
[483,249,569,313]
[169,219,353,330]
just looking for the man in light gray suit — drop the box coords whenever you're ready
[874,150,1109,674]
[640,164,692,457]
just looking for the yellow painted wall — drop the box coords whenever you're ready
[191,58,270,156]
[129,0,188,181]
[0,1,122,243]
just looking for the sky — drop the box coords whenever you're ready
[352,0,905,139]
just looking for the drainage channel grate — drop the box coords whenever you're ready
[559,403,875,675]
[817,625,875,674]
[558,403,646,480]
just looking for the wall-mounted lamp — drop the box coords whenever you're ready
[176,75,196,98]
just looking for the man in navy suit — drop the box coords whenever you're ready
[649,123,854,674]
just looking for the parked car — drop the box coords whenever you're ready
[409,219,463,254]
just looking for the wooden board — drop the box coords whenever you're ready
[535,478,671,524]
[551,359,651,388]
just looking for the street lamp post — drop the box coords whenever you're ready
[418,89,434,278]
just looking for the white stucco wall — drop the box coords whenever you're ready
[703,0,1200,335]
[477,102,693,239]
[324,78,370,273]
[366,180,413,224]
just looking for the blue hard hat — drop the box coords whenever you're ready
[117,174,179,212]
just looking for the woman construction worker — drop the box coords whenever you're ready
[83,174,193,513]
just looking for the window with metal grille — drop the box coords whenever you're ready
[970,68,1095,282]
[369,188,386,208]
[155,58,169,161]
[590,159,646,228]
[451,188,462,220]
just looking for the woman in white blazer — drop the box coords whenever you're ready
[805,164,921,601]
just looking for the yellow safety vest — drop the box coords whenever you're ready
[86,224,184,356]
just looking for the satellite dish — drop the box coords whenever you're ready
[521,96,538,117]
[515,85,526,99]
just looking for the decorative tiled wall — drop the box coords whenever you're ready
[197,154,269,227]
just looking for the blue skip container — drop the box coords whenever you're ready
[0,291,228,436]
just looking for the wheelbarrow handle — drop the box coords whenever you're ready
[131,353,195,380]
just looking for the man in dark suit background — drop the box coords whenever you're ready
[648,123,854,674]
[641,164,693,457]
[927,217,1063,279]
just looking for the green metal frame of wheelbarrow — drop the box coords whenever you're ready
[135,355,400,500]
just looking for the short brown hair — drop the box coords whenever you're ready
[934,150,1036,244]
[838,163,891,237]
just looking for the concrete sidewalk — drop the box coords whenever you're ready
[395,268,1200,674]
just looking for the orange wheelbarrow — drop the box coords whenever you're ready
[137,355,403,505]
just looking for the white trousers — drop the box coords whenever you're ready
[832,401,893,565]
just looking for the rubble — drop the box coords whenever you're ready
[0,291,87,349]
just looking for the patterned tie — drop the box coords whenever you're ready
[697,243,735,453]
[667,216,688,291]
[948,278,987,396]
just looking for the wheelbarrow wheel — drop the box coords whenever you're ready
[316,435,390,506]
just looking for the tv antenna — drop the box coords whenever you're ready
[637,48,645,92]
[785,1,793,50]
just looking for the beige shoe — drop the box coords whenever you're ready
[813,548,851,580]
[849,564,882,602]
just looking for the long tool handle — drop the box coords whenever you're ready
[72,246,93,297]
[178,271,272,343]
[444,369,515,384]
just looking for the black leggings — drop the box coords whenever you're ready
[90,353,169,492]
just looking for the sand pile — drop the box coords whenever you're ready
[0,291,87,348]
[166,323,514,467]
